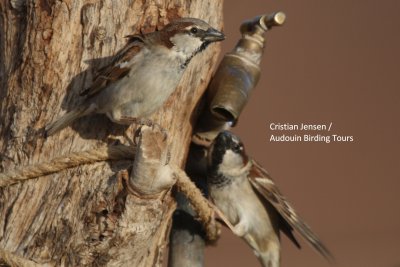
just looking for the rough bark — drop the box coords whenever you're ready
[0,0,223,266]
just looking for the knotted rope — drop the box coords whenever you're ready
[0,144,219,241]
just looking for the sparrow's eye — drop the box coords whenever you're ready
[232,144,242,152]
[190,27,198,34]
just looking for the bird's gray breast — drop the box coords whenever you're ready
[95,46,185,117]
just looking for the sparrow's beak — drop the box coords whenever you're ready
[213,131,230,148]
[203,28,225,42]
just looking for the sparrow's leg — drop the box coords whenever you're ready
[118,116,167,140]
[243,234,262,254]
[209,201,236,231]
[232,220,248,237]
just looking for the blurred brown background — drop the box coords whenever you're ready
[205,1,400,267]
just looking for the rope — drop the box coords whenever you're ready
[0,143,219,245]
[173,168,220,241]
[0,145,135,187]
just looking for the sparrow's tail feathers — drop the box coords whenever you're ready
[293,219,335,263]
[45,106,91,136]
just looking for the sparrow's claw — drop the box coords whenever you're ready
[165,150,171,165]
[208,201,236,232]
[119,116,168,140]
[232,222,247,237]
[133,126,142,146]
[157,126,168,141]
[146,121,168,141]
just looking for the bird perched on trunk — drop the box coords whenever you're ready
[45,18,225,136]
[207,131,333,267]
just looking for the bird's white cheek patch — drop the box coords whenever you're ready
[170,33,203,56]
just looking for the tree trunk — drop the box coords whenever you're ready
[0,0,223,266]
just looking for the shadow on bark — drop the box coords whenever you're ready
[46,55,131,140]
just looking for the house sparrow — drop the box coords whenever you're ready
[207,131,333,267]
[45,18,224,136]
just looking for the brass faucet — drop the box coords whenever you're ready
[208,11,286,124]
[193,12,286,146]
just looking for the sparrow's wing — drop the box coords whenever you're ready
[79,35,145,97]
[248,160,334,262]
